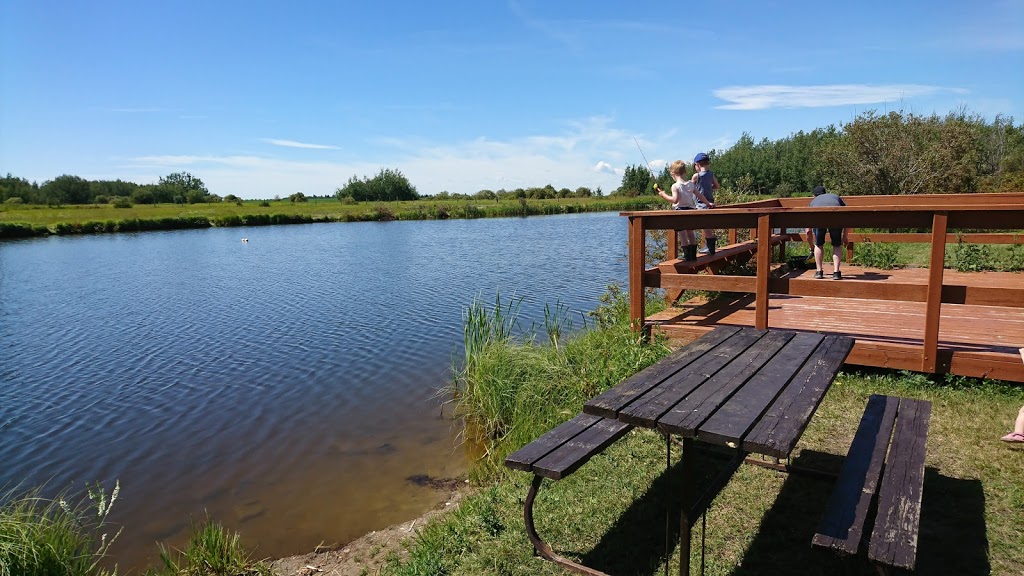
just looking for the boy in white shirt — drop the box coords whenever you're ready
[655,160,714,261]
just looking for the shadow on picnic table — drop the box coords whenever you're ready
[563,448,987,576]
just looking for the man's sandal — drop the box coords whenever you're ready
[1000,432,1024,443]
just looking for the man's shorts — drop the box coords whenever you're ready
[814,227,843,247]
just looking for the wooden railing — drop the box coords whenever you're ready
[623,193,1024,375]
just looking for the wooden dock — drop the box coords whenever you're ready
[650,266,1024,382]
[622,193,1024,383]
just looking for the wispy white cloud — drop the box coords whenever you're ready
[261,138,341,150]
[125,116,652,198]
[107,108,169,113]
[507,0,583,52]
[712,84,966,110]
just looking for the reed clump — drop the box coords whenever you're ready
[449,286,671,480]
[142,516,272,576]
[0,482,121,576]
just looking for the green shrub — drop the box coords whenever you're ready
[111,197,133,209]
[854,241,899,269]
[258,200,270,207]
[948,238,994,272]
[0,222,39,238]
[0,482,121,576]
[4,197,24,204]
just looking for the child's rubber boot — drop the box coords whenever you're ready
[683,245,697,261]
[706,238,717,255]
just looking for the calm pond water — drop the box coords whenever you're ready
[0,211,628,571]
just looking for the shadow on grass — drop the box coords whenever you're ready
[573,444,744,576]
[733,451,989,576]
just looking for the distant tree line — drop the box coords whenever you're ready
[1,172,217,206]
[613,109,1024,197]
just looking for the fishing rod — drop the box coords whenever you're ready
[634,137,660,191]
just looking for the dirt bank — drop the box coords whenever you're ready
[269,477,470,576]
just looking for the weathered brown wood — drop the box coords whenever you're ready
[755,215,771,329]
[868,398,931,570]
[654,281,1024,382]
[531,417,633,480]
[775,191,1024,208]
[620,328,767,426]
[629,216,645,334]
[661,274,758,293]
[697,332,824,448]
[813,395,899,555]
[504,413,604,472]
[584,326,741,418]
[658,329,795,435]
[849,232,1024,244]
[743,334,855,457]
[922,213,948,373]
[657,235,788,275]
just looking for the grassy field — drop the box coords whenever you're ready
[381,291,1024,576]
[0,196,671,238]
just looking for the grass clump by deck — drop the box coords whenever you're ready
[142,516,272,576]
[384,290,1024,576]
[449,286,671,482]
[0,482,121,576]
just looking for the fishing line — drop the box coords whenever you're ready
[633,137,657,179]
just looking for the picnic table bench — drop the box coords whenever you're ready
[814,394,932,573]
[505,325,857,576]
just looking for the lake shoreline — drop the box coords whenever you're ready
[269,483,472,576]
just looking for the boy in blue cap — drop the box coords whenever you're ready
[692,152,720,254]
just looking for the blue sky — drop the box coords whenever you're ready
[2,0,1022,200]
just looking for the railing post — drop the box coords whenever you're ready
[729,228,738,245]
[755,214,771,329]
[667,228,679,261]
[922,212,948,373]
[629,216,648,338]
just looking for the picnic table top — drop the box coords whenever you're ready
[584,325,854,458]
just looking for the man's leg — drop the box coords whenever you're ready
[813,227,826,278]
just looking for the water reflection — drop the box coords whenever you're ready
[0,212,627,571]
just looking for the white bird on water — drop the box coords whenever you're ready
[241,238,248,243]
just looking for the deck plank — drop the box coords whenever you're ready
[651,268,1024,382]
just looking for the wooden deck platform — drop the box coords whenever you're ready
[649,265,1024,382]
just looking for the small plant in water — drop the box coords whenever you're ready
[145,515,272,576]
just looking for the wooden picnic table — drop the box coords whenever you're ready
[584,325,854,576]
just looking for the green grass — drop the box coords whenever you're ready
[384,292,1024,576]
[142,516,272,576]
[0,482,120,576]
[0,196,671,238]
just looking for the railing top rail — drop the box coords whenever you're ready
[620,204,1024,217]
[621,204,1024,232]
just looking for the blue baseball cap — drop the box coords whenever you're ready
[812,185,827,196]
[693,152,709,163]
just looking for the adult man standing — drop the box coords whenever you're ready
[809,185,848,280]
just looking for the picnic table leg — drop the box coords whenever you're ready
[679,438,695,576]
[523,475,612,576]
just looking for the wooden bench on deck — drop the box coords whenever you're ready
[504,413,633,572]
[813,394,932,573]
[659,234,794,275]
